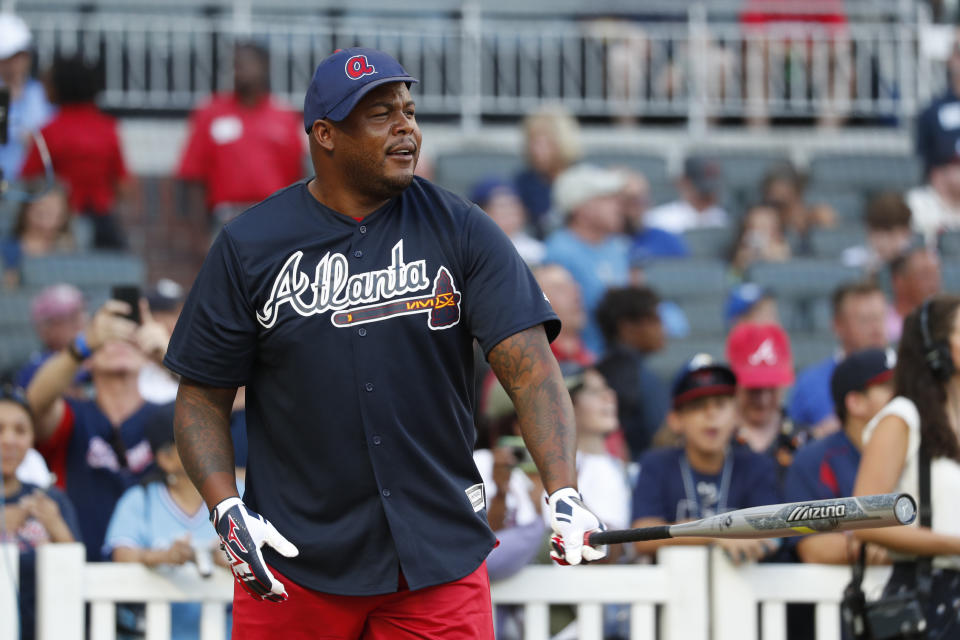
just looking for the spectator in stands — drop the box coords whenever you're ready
[595,286,670,461]
[842,191,914,276]
[907,109,960,245]
[1,181,73,289]
[544,164,630,355]
[645,157,728,234]
[533,263,594,371]
[725,283,779,329]
[0,13,54,182]
[138,279,185,405]
[630,354,779,564]
[1,384,81,640]
[177,42,305,235]
[788,282,889,437]
[15,283,88,390]
[854,296,960,637]
[514,104,582,236]
[619,167,689,262]
[761,162,837,238]
[785,348,894,565]
[470,176,545,265]
[25,298,169,561]
[915,31,960,180]
[104,404,231,640]
[727,323,804,484]
[20,55,133,249]
[888,246,942,342]
[728,203,791,279]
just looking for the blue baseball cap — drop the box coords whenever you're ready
[303,47,419,133]
[724,283,772,328]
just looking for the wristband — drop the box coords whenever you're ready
[67,333,93,361]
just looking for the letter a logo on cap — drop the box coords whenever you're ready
[747,338,778,366]
[345,55,376,80]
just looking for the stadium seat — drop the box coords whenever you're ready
[804,189,866,226]
[433,150,525,199]
[21,252,147,289]
[642,259,729,300]
[675,296,726,337]
[691,151,791,201]
[939,231,960,258]
[0,326,41,378]
[808,154,922,193]
[0,290,36,330]
[582,152,668,184]
[682,227,734,260]
[747,259,864,301]
[790,332,839,371]
[646,336,729,384]
[808,227,867,258]
[942,260,960,293]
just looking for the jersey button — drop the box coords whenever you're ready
[354,250,363,258]
[358,328,367,337]
[359,225,367,234]
[372,435,382,445]
[365,382,374,392]
[382,488,391,497]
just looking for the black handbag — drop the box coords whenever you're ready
[841,446,931,640]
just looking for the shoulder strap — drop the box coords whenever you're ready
[916,428,933,592]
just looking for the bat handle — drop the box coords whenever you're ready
[586,525,672,546]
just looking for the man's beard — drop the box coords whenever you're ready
[342,152,415,202]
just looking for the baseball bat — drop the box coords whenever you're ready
[586,493,916,546]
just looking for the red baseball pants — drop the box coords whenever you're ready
[231,563,495,639]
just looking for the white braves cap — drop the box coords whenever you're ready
[0,14,32,60]
[552,164,626,217]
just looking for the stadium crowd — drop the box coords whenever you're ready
[2,8,960,640]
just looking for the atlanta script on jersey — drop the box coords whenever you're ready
[165,177,559,596]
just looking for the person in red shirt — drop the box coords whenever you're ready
[177,42,305,236]
[21,56,133,249]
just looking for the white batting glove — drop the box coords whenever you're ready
[211,497,299,602]
[547,487,607,566]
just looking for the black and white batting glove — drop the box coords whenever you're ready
[547,487,607,566]
[211,497,299,602]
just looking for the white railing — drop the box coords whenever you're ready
[0,543,899,640]
[13,1,939,132]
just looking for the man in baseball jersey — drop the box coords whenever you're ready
[164,47,605,639]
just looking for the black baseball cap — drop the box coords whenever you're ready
[830,348,896,412]
[144,403,176,454]
[303,47,418,132]
[671,354,737,409]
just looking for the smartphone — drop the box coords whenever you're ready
[111,285,142,324]
[497,435,537,473]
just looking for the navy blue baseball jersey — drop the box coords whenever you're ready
[164,177,559,596]
[783,430,860,503]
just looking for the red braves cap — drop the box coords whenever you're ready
[303,47,418,132]
[725,323,795,389]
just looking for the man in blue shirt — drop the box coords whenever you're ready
[544,164,631,355]
[788,282,888,436]
[620,169,689,262]
[785,348,895,565]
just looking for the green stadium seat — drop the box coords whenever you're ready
[682,227,734,260]
[642,259,729,300]
[808,227,867,258]
[808,154,922,193]
[747,259,864,301]
[433,150,524,199]
[804,189,866,225]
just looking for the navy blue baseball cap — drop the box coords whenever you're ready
[303,47,419,132]
[830,347,896,412]
[671,353,737,409]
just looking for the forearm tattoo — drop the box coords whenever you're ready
[174,379,238,500]
[488,326,576,492]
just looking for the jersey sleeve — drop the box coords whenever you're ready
[103,485,149,554]
[782,450,823,503]
[460,205,560,356]
[631,451,669,522]
[163,228,259,386]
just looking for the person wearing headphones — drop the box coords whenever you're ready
[853,295,960,637]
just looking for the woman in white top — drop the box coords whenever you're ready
[853,295,960,637]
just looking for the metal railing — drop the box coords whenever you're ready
[13,1,945,131]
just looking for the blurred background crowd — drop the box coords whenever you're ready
[3,1,960,639]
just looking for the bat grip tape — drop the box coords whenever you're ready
[586,525,672,546]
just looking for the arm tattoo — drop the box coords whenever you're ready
[488,325,576,493]
[174,378,239,505]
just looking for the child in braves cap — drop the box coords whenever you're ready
[303,47,418,132]
[630,354,780,564]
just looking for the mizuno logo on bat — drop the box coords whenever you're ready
[786,504,846,522]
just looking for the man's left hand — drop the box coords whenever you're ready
[547,487,607,566]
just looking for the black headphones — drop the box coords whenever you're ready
[920,298,956,382]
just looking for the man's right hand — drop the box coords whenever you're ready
[211,497,299,602]
[86,300,139,351]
